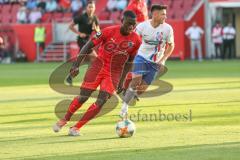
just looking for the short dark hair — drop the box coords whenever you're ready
[123,10,136,19]
[87,0,95,5]
[151,4,168,13]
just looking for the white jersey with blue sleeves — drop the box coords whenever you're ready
[136,20,174,63]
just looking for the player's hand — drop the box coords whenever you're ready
[117,82,125,94]
[70,66,79,78]
[79,33,87,38]
[117,87,124,94]
[156,61,163,71]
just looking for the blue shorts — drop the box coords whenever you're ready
[132,55,158,85]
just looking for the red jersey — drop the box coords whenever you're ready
[91,25,141,74]
[126,0,148,23]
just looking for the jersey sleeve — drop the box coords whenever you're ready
[167,26,174,44]
[135,22,145,36]
[73,15,82,24]
[129,36,141,61]
[91,28,109,46]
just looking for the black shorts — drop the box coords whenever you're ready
[77,37,89,49]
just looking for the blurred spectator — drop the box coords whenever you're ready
[0,36,6,62]
[185,22,204,61]
[26,0,37,10]
[116,0,128,11]
[222,23,236,59]
[45,0,58,12]
[212,21,223,59]
[15,49,27,62]
[81,0,87,8]
[59,0,71,12]
[17,6,27,24]
[71,0,83,16]
[0,36,11,63]
[0,36,3,44]
[126,0,148,23]
[107,0,117,11]
[37,0,47,12]
[29,7,42,23]
[34,23,46,60]
[66,0,100,85]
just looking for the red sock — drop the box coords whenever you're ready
[123,72,132,89]
[74,103,101,129]
[64,97,82,121]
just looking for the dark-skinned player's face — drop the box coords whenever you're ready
[122,17,137,35]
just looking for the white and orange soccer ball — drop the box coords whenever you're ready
[116,119,136,138]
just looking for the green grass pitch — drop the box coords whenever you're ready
[0,60,240,160]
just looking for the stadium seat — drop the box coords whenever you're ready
[63,12,72,22]
[1,15,12,24]
[183,0,194,9]
[2,5,12,13]
[52,13,63,22]
[11,14,17,23]
[109,11,121,21]
[52,13,64,22]
[167,10,174,19]
[171,0,183,10]
[162,0,172,7]
[42,13,52,23]
[151,0,160,4]
[11,4,20,13]
[174,10,185,19]
[98,10,110,21]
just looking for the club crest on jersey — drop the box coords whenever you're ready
[128,42,133,47]
[156,32,163,41]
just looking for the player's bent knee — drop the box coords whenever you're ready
[95,98,108,107]
[95,91,111,107]
[130,78,142,89]
[78,96,89,104]
[78,88,94,103]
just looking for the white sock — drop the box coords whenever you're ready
[121,102,128,114]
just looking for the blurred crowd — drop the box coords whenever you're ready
[106,0,151,12]
[185,20,236,61]
[0,0,87,24]
[0,0,152,24]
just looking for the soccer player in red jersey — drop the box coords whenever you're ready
[53,10,141,136]
[126,0,148,23]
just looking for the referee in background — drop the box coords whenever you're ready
[66,0,100,85]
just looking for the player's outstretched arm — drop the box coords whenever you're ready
[70,40,95,78]
[158,43,175,65]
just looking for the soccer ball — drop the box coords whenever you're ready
[116,119,136,138]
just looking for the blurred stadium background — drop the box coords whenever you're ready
[0,0,240,63]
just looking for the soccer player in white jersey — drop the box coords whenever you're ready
[119,4,175,118]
